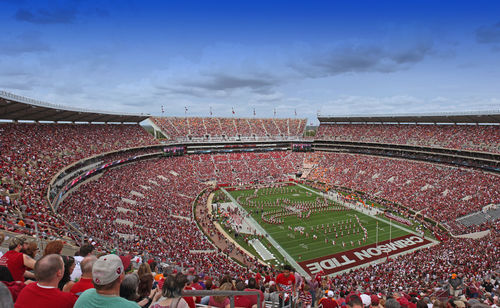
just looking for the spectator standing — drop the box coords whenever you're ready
[276,264,296,307]
[448,274,463,297]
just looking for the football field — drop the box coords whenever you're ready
[225,183,435,276]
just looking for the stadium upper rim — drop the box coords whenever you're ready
[318,111,500,124]
[1,90,500,124]
[0,91,150,123]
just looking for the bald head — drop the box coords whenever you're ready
[81,255,97,276]
[35,254,64,283]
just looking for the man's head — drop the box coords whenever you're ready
[8,236,25,251]
[79,244,94,257]
[92,254,124,290]
[35,254,64,284]
[385,298,401,308]
[236,281,246,291]
[347,295,364,308]
[80,255,97,277]
[282,264,293,276]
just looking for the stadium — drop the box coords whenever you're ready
[1,1,500,307]
[1,90,499,306]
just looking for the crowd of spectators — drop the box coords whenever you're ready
[1,120,499,307]
[316,124,500,154]
[0,123,158,239]
[57,152,305,276]
[0,230,498,308]
[150,117,306,140]
[304,152,500,234]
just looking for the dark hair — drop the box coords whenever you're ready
[162,274,183,298]
[347,295,363,308]
[205,279,213,290]
[58,255,75,290]
[219,274,232,285]
[417,300,428,308]
[79,244,94,257]
[149,261,157,272]
[283,264,293,271]
[248,277,257,289]
[236,281,246,291]
[138,274,153,298]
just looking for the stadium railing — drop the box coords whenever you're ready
[0,212,79,255]
[183,290,295,308]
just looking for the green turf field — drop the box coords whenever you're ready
[226,184,411,262]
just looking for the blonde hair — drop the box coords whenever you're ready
[213,282,233,303]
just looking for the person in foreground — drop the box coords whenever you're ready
[150,274,189,308]
[75,253,140,307]
[14,254,77,308]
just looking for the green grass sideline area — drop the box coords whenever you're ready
[214,183,434,276]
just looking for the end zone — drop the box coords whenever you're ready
[299,234,433,276]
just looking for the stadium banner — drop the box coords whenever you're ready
[299,234,432,276]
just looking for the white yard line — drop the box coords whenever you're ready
[220,188,311,279]
[295,183,438,243]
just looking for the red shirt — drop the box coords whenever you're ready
[15,283,77,308]
[183,286,196,308]
[1,281,26,302]
[318,297,339,308]
[234,295,253,308]
[70,277,94,296]
[255,272,262,285]
[244,288,264,308]
[0,250,26,282]
[191,282,203,303]
[276,273,295,293]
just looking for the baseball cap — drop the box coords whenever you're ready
[360,294,372,307]
[328,291,334,298]
[371,294,379,306]
[93,254,124,285]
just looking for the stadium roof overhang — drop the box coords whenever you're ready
[318,111,500,124]
[0,91,150,123]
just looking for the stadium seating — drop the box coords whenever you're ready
[2,119,499,304]
[304,152,500,234]
[57,152,303,274]
[316,123,500,153]
[150,117,307,140]
[0,123,158,239]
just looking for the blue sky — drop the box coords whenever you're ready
[1,0,500,124]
